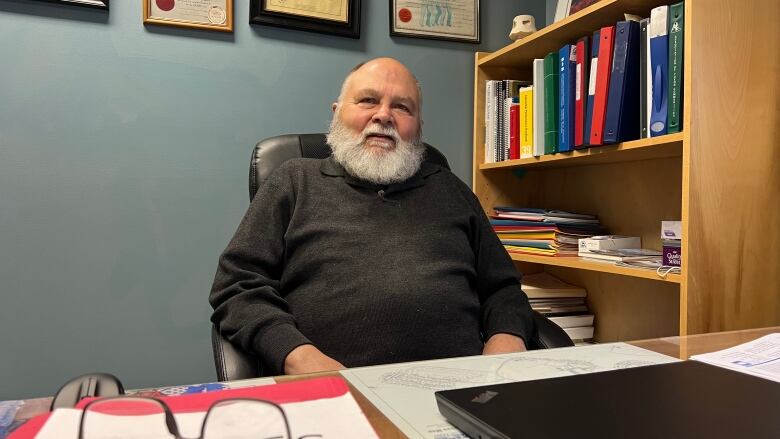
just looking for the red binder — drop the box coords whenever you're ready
[574,36,589,148]
[589,25,615,145]
[509,102,519,159]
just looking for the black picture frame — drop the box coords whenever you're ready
[390,0,480,44]
[250,0,360,39]
[33,0,108,9]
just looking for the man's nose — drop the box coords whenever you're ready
[371,104,393,126]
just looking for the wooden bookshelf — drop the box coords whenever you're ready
[472,0,780,342]
[480,133,682,170]
[509,254,682,283]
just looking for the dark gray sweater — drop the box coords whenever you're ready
[209,157,534,375]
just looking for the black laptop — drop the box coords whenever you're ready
[436,360,780,439]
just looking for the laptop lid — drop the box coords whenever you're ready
[436,360,780,439]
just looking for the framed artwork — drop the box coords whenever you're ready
[143,0,233,32]
[250,0,361,39]
[32,0,108,9]
[569,0,600,15]
[390,0,480,44]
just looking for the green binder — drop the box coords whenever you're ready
[668,2,684,133]
[543,52,559,154]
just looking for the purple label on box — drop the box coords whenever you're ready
[663,245,681,267]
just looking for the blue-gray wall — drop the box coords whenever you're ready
[0,0,544,400]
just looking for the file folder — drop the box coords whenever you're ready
[603,20,640,144]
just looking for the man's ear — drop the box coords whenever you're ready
[331,102,338,113]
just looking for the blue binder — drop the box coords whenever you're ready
[558,44,575,152]
[603,20,640,144]
[583,29,600,145]
[649,6,669,136]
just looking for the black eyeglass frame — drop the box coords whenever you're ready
[77,396,292,439]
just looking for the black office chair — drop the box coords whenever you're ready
[211,133,574,381]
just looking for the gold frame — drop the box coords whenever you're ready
[143,0,234,32]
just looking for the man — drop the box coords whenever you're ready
[210,58,535,375]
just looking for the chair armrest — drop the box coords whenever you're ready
[530,311,575,349]
[211,325,262,381]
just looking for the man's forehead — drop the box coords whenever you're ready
[346,63,418,94]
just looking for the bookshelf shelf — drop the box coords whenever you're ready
[480,133,682,170]
[509,254,681,283]
[472,0,780,342]
[478,0,677,70]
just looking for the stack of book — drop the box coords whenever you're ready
[484,1,685,163]
[492,207,603,256]
[522,272,594,342]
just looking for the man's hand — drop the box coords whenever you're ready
[283,344,346,375]
[482,333,527,355]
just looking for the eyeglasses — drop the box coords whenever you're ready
[77,396,292,439]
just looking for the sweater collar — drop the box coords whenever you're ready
[320,155,442,193]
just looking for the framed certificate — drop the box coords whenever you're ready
[390,0,480,43]
[250,0,361,39]
[32,0,108,9]
[143,0,233,32]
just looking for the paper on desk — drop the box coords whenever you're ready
[10,377,378,439]
[341,343,679,439]
[690,333,780,382]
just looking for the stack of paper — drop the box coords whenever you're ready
[492,207,603,256]
[690,333,780,383]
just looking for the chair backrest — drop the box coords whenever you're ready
[248,133,451,200]
[211,134,572,381]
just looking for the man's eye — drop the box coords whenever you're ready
[358,97,377,104]
[394,104,411,113]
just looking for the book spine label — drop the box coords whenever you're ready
[649,6,669,137]
[559,45,574,152]
[668,1,684,133]
[574,37,588,148]
[532,59,545,156]
[584,29,600,145]
[589,26,614,145]
[544,52,560,154]
[603,20,640,144]
[509,100,519,160]
[520,87,533,158]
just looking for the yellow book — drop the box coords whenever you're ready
[519,86,534,159]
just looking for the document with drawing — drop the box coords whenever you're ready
[341,343,678,439]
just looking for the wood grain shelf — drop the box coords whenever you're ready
[480,133,682,170]
[478,0,676,70]
[509,253,682,283]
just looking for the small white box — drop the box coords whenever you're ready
[578,235,641,252]
[661,221,682,240]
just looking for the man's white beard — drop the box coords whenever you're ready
[327,117,425,185]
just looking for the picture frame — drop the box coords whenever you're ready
[390,0,480,44]
[32,0,108,9]
[569,0,600,15]
[143,0,233,32]
[250,0,361,39]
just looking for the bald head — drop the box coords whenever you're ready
[335,58,422,117]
